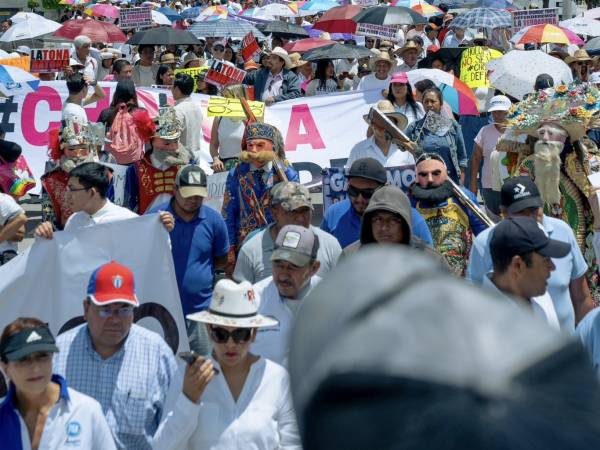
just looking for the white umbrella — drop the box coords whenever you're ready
[0,15,61,42]
[486,50,573,100]
[151,10,172,26]
[559,17,600,37]
[10,12,47,23]
[584,7,600,19]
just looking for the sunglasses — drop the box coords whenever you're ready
[347,184,376,199]
[213,46,225,52]
[210,326,252,344]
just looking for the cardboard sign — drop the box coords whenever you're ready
[119,7,153,28]
[29,48,70,74]
[207,96,265,118]
[459,46,502,88]
[174,66,209,92]
[0,55,31,72]
[241,32,260,63]
[204,171,229,213]
[204,60,246,89]
[511,8,558,33]
[356,23,401,42]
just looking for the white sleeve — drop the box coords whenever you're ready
[277,373,302,450]
[91,400,118,450]
[0,195,24,226]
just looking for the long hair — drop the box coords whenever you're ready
[155,64,173,86]
[315,60,332,90]
[387,82,418,117]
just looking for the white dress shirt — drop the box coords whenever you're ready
[262,72,284,101]
[64,199,137,231]
[153,357,301,450]
[174,96,204,158]
[345,137,416,169]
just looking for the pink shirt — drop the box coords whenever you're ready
[474,123,502,189]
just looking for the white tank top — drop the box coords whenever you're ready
[217,118,246,159]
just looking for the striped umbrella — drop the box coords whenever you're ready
[407,69,479,115]
[189,18,265,39]
[198,5,229,20]
[157,7,182,21]
[448,7,512,29]
[510,24,585,45]
[0,65,40,97]
[59,0,92,4]
[288,1,307,14]
[392,0,443,16]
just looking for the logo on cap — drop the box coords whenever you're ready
[188,171,203,184]
[282,231,301,249]
[113,275,123,289]
[246,289,255,303]
[513,183,530,199]
[26,331,42,343]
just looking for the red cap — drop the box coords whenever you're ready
[87,261,139,307]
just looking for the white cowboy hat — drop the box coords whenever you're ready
[270,46,293,70]
[187,279,279,328]
[369,51,394,71]
[363,100,408,130]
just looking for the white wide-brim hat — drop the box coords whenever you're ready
[270,46,292,70]
[186,279,278,328]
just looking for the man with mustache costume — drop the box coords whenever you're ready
[410,153,487,275]
[221,123,299,269]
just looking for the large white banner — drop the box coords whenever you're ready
[0,215,189,359]
[0,82,381,193]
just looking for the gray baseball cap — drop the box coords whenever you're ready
[271,182,313,212]
[175,165,208,198]
[271,225,319,267]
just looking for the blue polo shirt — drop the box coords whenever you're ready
[321,198,433,249]
[148,201,229,315]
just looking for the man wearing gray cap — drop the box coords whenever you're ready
[251,225,321,366]
[234,181,341,283]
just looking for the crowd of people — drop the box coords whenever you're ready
[4,0,600,448]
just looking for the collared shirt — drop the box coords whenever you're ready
[173,96,204,156]
[482,273,560,330]
[393,62,418,73]
[64,200,138,231]
[152,357,301,450]
[148,200,229,314]
[262,71,284,101]
[53,324,177,450]
[467,215,588,333]
[0,375,116,450]
[72,53,97,81]
[233,224,341,284]
[0,193,24,253]
[346,137,416,169]
[251,276,321,366]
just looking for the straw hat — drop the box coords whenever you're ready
[289,52,307,69]
[369,51,394,71]
[187,279,279,328]
[363,100,408,130]
[565,49,591,65]
[160,53,177,65]
[182,52,204,67]
[396,40,420,57]
[270,47,293,69]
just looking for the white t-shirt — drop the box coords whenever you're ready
[62,102,88,123]
[474,124,503,189]
[64,199,137,231]
[357,74,392,92]
[0,193,24,253]
[346,137,416,168]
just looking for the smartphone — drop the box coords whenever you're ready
[178,351,220,374]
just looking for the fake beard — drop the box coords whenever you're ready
[239,150,276,165]
[152,144,192,167]
[533,140,563,205]
[411,180,454,204]
[59,154,95,173]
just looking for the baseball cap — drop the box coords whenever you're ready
[87,261,139,307]
[15,45,30,56]
[348,158,387,185]
[488,95,512,112]
[175,165,208,198]
[490,216,571,260]
[0,326,59,362]
[271,182,313,212]
[271,225,319,267]
[534,73,554,91]
[501,176,543,213]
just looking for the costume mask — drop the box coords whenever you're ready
[533,139,563,205]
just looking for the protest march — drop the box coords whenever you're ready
[5,0,600,448]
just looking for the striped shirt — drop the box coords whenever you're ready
[53,324,177,450]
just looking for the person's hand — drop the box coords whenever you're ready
[158,211,175,232]
[63,66,75,78]
[211,157,225,172]
[182,356,215,404]
[265,96,275,106]
[35,222,54,240]
[402,141,417,153]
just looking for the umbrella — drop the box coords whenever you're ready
[239,6,278,20]
[586,36,600,55]
[0,15,61,42]
[302,42,373,60]
[127,26,201,45]
[584,6,600,19]
[189,18,265,39]
[313,5,362,33]
[87,3,120,19]
[486,50,573,100]
[352,6,428,26]
[288,1,308,14]
[559,17,600,38]
[10,12,48,23]
[54,19,126,42]
[300,0,340,12]
[151,10,172,25]
[260,3,296,16]
[448,7,512,29]
[59,0,92,4]
[391,0,443,17]
[510,24,584,46]
[262,21,309,38]
[181,6,203,19]
[197,5,229,20]
[157,7,182,21]
[283,37,336,52]
[0,65,40,97]
[407,68,479,115]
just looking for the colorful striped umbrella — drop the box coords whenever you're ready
[86,3,120,19]
[288,1,307,14]
[59,0,92,5]
[300,0,340,12]
[411,2,443,17]
[0,65,40,97]
[510,24,585,45]
[406,69,479,115]
[198,5,229,20]
[283,37,336,52]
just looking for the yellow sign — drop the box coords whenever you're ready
[207,97,265,119]
[0,56,31,73]
[459,46,502,89]
[174,66,208,92]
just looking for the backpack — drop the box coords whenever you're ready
[106,103,146,164]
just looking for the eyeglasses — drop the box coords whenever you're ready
[347,184,376,199]
[96,306,135,319]
[210,326,252,344]
[66,186,90,193]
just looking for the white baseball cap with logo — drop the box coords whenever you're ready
[488,95,512,113]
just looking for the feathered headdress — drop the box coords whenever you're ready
[131,108,156,144]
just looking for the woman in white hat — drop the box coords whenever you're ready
[152,279,301,450]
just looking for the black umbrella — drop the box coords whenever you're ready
[260,21,309,38]
[126,26,201,46]
[418,47,466,77]
[352,6,428,26]
[302,43,373,61]
[585,36,600,56]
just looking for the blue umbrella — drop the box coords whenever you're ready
[300,0,340,12]
[0,65,40,97]
[181,6,203,19]
[449,7,512,29]
[157,7,183,21]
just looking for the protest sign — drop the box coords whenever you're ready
[119,6,152,28]
[511,8,558,33]
[174,66,209,92]
[242,32,261,63]
[29,48,70,73]
[352,0,379,6]
[204,171,229,213]
[459,46,502,88]
[356,23,401,41]
[322,165,416,210]
[207,96,265,119]
[0,55,31,72]
[205,60,246,88]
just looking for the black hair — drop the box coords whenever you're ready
[138,44,155,55]
[0,140,22,163]
[174,73,195,96]
[425,25,438,34]
[414,79,435,94]
[111,79,138,107]
[438,2,449,12]
[534,73,554,91]
[314,60,333,90]
[387,80,418,118]
[113,59,132,75]
[422,87,443,104]
[155,64,173,86]
[224,46,236,64]
[491,250,534,274]
[66,73,87,96]
[68,162,111,198]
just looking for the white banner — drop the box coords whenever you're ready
[0,215,189,357]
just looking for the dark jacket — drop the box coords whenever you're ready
[243,68,302,103]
